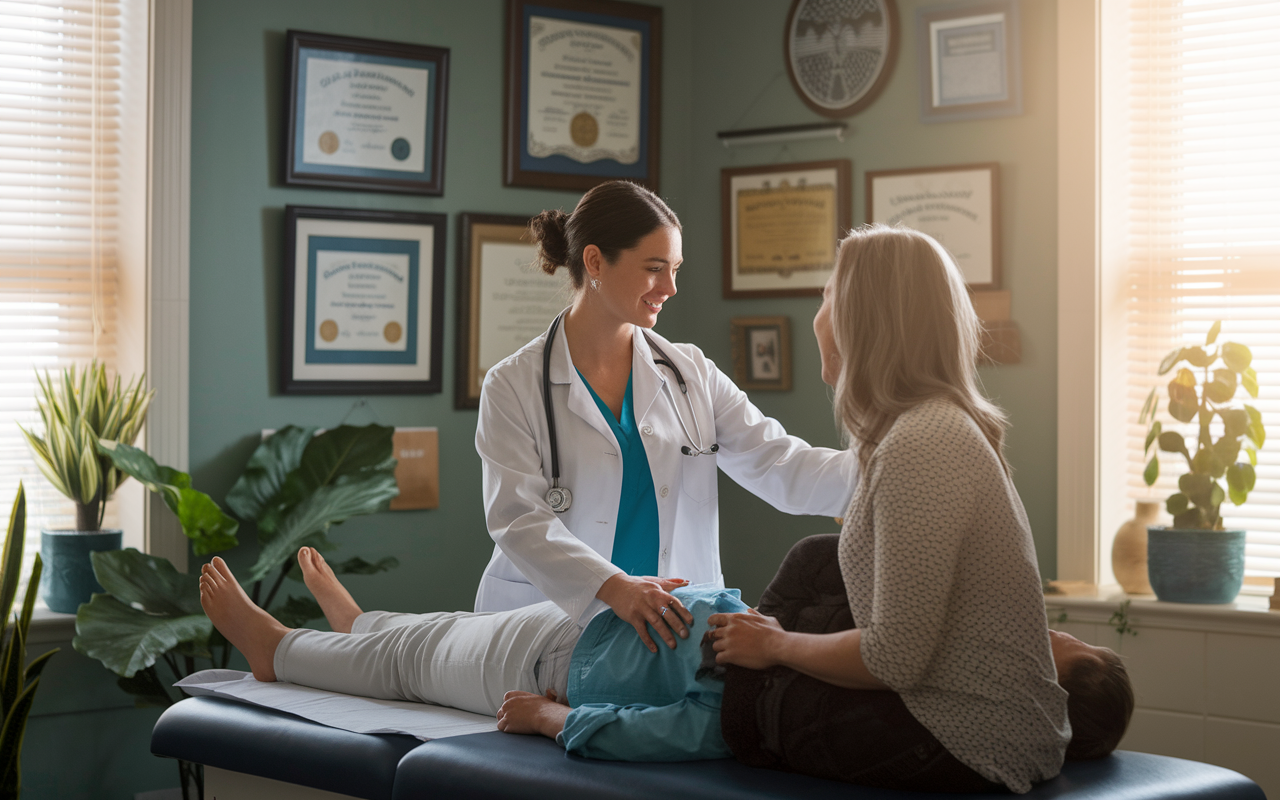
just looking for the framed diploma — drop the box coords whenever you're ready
[504,0,662,191]
[281,206,447,395]
[916,1,1021,123]
[721,160,852,299]
[284,31,450,195]
[866,163,1001,290]
[731,317,793,392]
[456,213,569,409]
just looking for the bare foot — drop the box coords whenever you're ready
[297,547,363,633]
[199,557,288,682]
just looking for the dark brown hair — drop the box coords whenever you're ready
[528,180,680,290]
[1061,646,1134,760]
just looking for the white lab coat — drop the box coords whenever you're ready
[473,323,856,625]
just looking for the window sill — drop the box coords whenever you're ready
[1045,586,1280,638]
[28,606,77,644]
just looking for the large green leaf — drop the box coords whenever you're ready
[1204,369,1237,405]
[115,666,175,709]
[97,441,239,555]
[1245,405,1266,449]
[225,426,318,532]
[272,425,396,522]
[0,485,27,634]
[72,594,212,678]
[1221,342,1252,372]
[271,596,324,628]
[90,549,202,617]
[247,470,399,582]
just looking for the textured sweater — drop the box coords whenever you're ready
[839,399,1070,793]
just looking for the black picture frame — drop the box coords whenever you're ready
[281,206,447,395]
[504,0,662,191]
[284,30,450,195]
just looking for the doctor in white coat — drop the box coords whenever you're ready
[475,181,855,652]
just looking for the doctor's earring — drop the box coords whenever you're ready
[590,277,601,291]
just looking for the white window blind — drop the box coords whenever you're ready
[0,0,122,589]
[1123,0,1280,576]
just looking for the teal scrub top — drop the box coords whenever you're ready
[576,369,660,577]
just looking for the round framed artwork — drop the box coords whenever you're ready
[784,0,899,119]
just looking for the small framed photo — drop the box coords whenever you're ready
[284,31,450,195]
[455,213,569,409]
[281,206,446,395]
[721,160,852,299]
[504,0,662,191]
[731,317,793,392]
[866,163,1001,290]
[916,1,1020,123]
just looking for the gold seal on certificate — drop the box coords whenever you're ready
[736,181,838,276]
[525,15,641,165]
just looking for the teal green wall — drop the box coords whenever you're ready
[22,0,1060,796]
[661,0,1060,594]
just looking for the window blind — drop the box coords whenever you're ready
[0,0,122,593]
[1123,0,1280,577]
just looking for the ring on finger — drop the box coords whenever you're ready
[660,606,668,617]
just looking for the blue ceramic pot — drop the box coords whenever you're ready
[40,529,122,614]
[1146,526,1245,604]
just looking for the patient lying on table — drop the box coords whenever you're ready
[201,546,741,761]
[200,542,1131,784]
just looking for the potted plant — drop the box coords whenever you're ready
[1,485,62,799]
[17,361,153,612]
[1140,321,1266,603]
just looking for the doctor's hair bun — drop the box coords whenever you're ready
[528,181,681,290]
[529,209,571,275]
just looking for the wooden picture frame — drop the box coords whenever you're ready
[866,162,1001,291]
[916,1,1021,123]
[731,317,793,392]
[455,213,569,409]
[721,159,852,299]
[504,0,662,191]
[784,0,899,119]
[284,30,450,195]
[281,206,446,395]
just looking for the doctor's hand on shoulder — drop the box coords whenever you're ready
[596,574,694,653]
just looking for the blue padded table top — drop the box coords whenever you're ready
[395,731,1267,800]
[151,696,421,800]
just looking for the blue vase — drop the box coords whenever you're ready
[40,529,123,614]
[1146,526,1246,604]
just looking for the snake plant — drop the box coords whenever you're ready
[17,361,153,531]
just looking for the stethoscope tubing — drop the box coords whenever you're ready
[540,312,716,513]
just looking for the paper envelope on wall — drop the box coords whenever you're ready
[391,427,439,510]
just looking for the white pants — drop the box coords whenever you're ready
[272,601,581,717]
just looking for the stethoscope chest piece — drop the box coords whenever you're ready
[546,484,572,513]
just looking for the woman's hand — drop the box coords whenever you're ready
[496,689,571,738]
[595,574,694,653]
[706,608,787,670]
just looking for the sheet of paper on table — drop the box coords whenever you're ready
[176,670,497,741]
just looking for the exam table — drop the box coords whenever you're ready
[152,696,1265,800]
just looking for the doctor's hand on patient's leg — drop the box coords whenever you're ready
[496,689,571,739]
[297,546,364,633]
[595,574,695,654]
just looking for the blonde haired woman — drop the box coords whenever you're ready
[710,225,1131,793]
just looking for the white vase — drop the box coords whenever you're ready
[1112,501,1158,595]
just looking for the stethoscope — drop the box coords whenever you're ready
[542,311,718,513]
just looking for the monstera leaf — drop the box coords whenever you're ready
[247,470,399,582]
[222,425,397,582]
[97,441,239,555]
[73,549,213,677]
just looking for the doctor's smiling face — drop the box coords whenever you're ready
[583,225,682,329]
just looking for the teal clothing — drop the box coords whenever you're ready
[576,369,660,577]
[559,585,748,761]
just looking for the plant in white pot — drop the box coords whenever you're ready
[16,361,153,612]
[1140,321,1266,603]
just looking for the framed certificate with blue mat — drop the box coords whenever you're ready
[281,206,446,394]
[284,31,449,195]
[504,0,662,191]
